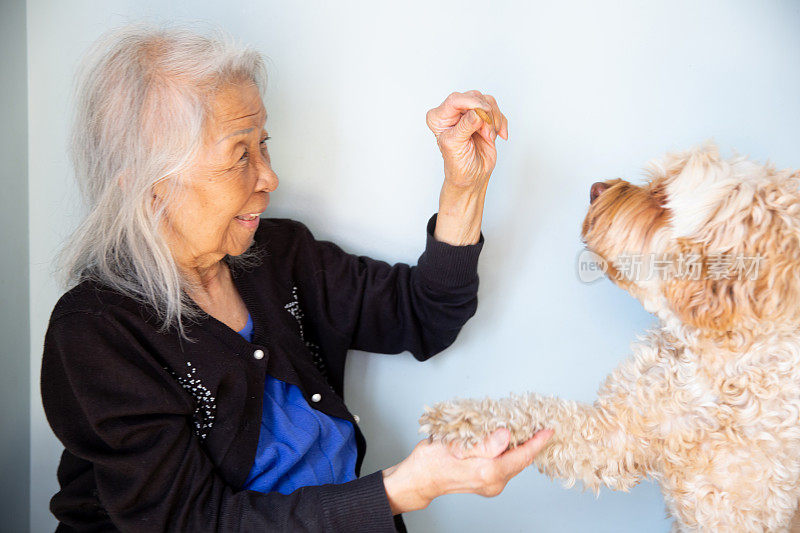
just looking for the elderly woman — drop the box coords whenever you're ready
[40,23,552,532]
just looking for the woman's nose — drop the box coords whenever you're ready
[256,161,279,193]
[590,182,609,204]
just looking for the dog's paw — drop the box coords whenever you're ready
[420,393,550,452]
[418,398,500,451]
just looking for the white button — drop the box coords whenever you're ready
[311,393,321,403]
[353,415,360,423]
[253,349,264,360]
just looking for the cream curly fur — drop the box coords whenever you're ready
[420,142,800,532]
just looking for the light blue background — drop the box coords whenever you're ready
[26,1,800,531]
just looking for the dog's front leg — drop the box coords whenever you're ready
[420,392,652,493]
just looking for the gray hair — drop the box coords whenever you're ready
[55,21,268,341]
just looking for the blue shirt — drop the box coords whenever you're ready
[236,313,358,495]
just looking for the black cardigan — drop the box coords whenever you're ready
[40,213,484,532]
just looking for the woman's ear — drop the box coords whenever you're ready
[150,177,169,208]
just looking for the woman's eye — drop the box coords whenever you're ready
[239,137,270,163]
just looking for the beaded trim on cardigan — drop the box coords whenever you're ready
[162,362,217,441]
[284,285,334,392]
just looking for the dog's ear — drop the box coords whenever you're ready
[646,144,800,338]
[662,256,747,334]
[662,173,800,337]
[660,141,754,249]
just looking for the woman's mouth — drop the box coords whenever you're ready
[234,212,261,229]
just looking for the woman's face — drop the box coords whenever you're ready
[154,82,278,271]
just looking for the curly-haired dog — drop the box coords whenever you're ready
[420,142,800,532]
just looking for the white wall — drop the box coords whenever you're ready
[1,0,30,531]
[28,1,800,531]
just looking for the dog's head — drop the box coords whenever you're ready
[581,142,800,344]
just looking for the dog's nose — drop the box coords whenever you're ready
[590,182,609,204]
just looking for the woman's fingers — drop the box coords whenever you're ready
[463,429,553,498]
[444,91,492,116]
[440,109,486,147]
[480,95,499,136]
[449,428,511,459]
[426,92,489,135]
[480,93,508,140]
[389,429,554,509]
[427,90,506,139]
[495,429,554,478]
[467,92,507,140]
